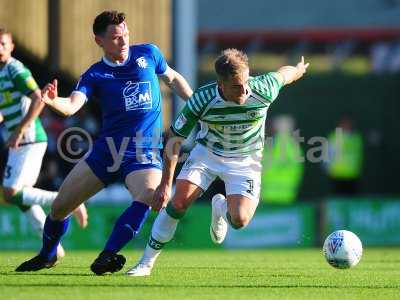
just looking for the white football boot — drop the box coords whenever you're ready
[210,194,228,244]
[126,261,153,277]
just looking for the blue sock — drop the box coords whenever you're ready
[39,216,70,260]
[104,201,150,253]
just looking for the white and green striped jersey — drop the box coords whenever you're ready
[0,57,47,144]
[172,72,284,157]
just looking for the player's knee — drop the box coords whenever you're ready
[50,197,70,221]
[138,188,156,204]
[230,214,251,229]
[3,187,18,203]
[170,197,190,215]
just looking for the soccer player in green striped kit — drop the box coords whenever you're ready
[0,29,87,256]
[127,48,309,276]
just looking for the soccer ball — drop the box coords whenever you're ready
[323,230,363,269]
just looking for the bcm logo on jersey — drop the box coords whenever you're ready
[123,81,152,111]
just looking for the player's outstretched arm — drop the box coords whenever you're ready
[41,79,86,117]
[277,56,310,86]
[160,66,193,101]
[152,128,184,211]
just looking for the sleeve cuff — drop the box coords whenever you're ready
[71,91,88,103]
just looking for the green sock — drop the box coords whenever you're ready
[165,202,185,219]
[10,190,31,212]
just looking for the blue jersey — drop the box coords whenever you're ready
[74,44,167,185]
[75,43,167,149]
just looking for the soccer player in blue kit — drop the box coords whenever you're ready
[16,10,193,274]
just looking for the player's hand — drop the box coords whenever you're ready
[296,56,310,76]
[73,203,88,228]
[152,182,171,212]
[41,79,58,104]
[7,128,24,149]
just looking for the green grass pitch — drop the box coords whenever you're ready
[1,249,399,300]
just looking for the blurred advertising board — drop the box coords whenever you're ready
[0,205,215,250]
[0,203,316,250]
[224,204,316,248]
[324,198,400,245]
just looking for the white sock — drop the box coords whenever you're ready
[22,187,57,206]
[141,208,179,266]
[23,204,46,237]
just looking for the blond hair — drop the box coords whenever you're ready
[214,48,249,80]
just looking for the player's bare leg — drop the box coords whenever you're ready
[126,179,202,276]
[226,194,257,229]
[91,168,162,275]
[50,160,103,221]
[210,194,257,244]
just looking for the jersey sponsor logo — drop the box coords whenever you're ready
[136,57,148,68]
[216,123,253,132]
[123,81,152,111]
[174,114,187,130]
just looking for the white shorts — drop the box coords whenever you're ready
[3,142,47,190]
[177,144,262,202]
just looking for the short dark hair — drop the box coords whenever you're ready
[93,11,126,36]
[215,48,249,80]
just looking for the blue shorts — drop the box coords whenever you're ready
[85,138,162,186]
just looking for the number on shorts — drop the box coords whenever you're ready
[4,165,12,179]
[246,179,254,195]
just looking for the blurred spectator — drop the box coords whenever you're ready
[371,41,400,74]
[36,158,64,190]
[65,107,99,136]
[325,116,363,195]
[261,115,304,204]
[40,109,67,155]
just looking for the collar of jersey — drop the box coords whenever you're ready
[0,57,13,69]
[102,50,131,67]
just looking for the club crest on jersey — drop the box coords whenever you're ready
[247,110,262,119]
[123,81,152,111]
[136,57,148,68]
[174,114,187,130]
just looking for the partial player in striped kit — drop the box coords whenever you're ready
[0,29,87,257]
[127,48,309,276]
